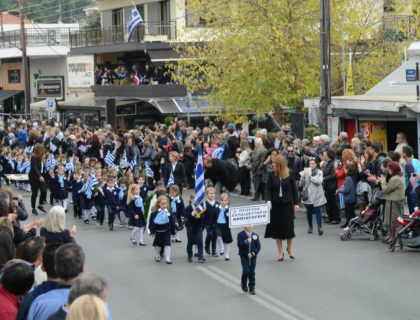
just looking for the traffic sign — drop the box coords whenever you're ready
[406,69,417,82]
[46,98,56,112]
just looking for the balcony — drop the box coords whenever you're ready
[0,27,78,49]
[69,22,177,49]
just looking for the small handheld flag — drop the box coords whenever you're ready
[145,161,154,178]
[50,142,57,153]
[20,158,30,173]
[105,151,116,167]
[130,156,138,171]
[167,172,175,188]
[78,145,87,153]
[25,145,34,154]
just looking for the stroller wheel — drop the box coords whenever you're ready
[369,234,378,241]
[388,242,396,252]
[346,233,352,239]
[340,233,348,241]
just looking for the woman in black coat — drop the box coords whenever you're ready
[28,144,47,215]
[85,134,101,160]
[265,154,299,261]
[164,151,186,195]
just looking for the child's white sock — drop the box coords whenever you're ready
[139,227,144,243]
[224,243,230,259]
[155,246,161,258]
[217,236,224,252]
[164,246,171,261]
[83,210,89,220]
[175,230,180,240]
[131,227,139,240]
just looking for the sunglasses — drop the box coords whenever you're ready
[287,150,294,153]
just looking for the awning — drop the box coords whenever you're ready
[0,90,23,102]
[148,49,180,62]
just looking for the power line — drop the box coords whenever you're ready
[6,0,97,12]
[23,0,96,18]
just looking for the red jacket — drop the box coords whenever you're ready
[0,286,20,320]
[335,166,346,189]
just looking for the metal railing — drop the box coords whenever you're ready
[70,22,177,48]
[0,27,80,49]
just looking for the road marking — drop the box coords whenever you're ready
[197,266,316,320]
[207,266,316,320]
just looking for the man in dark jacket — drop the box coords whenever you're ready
[371,142,387,178]
[205,158,238,197]
[225,128,239,166]
[323,149,340,224]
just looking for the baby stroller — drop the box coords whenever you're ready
[388,208,420,252]
[340,205,384,241]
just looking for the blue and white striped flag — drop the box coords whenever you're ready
[50,142,57,153]
[145,161,154,178]
[46,154,56,171]
[20,157,30,173]
[78,145,87,153]
[194,145,206,216]
[25,145,34,154]
[212,141,226,160]
[83,174,99,199]
[8,158,15,170]
[120,151,129,169]
[167,172,175,188]
[65,157,75,172]
[130,156,138,171]
[125,5,143,42]
[105,151,115,167]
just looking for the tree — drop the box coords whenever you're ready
[84,10,100,29]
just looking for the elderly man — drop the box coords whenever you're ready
[319,134,330,150]
[204,158,238,198]
[250,138,267,201]
[351,137,361,157]
[274,131,286,150]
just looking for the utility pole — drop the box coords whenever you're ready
[341,15,346,96]
[18,0,31,115]
[319,0,331,134]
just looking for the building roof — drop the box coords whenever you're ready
[0,12,32,24]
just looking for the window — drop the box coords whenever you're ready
[117,104,136,115]
[160,0,170,24]
[112,9,123,27]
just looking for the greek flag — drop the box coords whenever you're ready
[50,142,57,153]
[25,145,34,154]
[130,156,138,171]
[105,151,115,167]
[125,5,143,42]
[212,141,226,160]
[167,172,175,188]
[65,157,75,172]
[8,158,14,170]
[82,174,99,199]
[20,158,30,173]
[193,145,206,216]
[78,145,87,153]
[120,151,129,169]
[46,155,56,171]
[145,161,154,178]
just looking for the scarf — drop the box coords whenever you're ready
[58,175,65,188]
[154,208,170,225]
[134,196,144,212]
[118,188,126,200]
[171,198,178,214]
[217,207,227,224]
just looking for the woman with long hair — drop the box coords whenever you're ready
[237,140,252,196]
[28,143,47,215]
[265,154,299,261]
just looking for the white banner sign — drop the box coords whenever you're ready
[229,204,270,228]
[67,55,95,88]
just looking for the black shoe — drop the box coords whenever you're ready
[278,253,284,261]
[318,227,324,236]
[187,256,192,262]
[212,253,219,257]
[251,197,260,201]
[324,220,331,224]
[139,242,146,246]
[286,248,295,260]
[340,224,348,228]
[330,221,340,225]
[155,257,161,262]
[220,251,224,256]
[175,239,182,243]
[65,210,68,213]
[32,208,38,216]
[205,248,211,255]
[308,227,313,234]
[225,258,230,261]
[194,252,199,257]
[249,289,256,295]
[37,206,46,213]
[49,202,54,206]
[131,238,137,245]
[198,257,206,263]
[240,191,245,196]
[166,260,173,264]
[84,219,89,224]
[109,225,114,231]
[241,283,248,293]
[382,239,391,244]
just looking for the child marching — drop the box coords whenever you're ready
[127,184,146,246]
[184,194,205,263]
[213,193,233,261]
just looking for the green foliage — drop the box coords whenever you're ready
[305,126,321,140]
[164,116,173,127]
[84,10,100,29]
[252,113,268,124]
[143,195,154,221]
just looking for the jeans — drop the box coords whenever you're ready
[187,227,203,258]
[239,166,251,195]
[204,224,217,254]
[96,204,105,225]
[324,188,339,222]
[106,204,117,226]
[407,193,418,215]
[306,205,322,228]
[240,255,257,290]
[29,179,47,209]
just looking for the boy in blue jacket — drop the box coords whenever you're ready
[237,225,261,295]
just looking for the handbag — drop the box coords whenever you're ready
[301,180,311,201]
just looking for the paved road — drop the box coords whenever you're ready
[19,187,419,320]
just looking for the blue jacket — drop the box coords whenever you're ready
[68,179,83,198]
[237,230,261,257]
[103,186,120,206]
[18,129,28,146]
[338,176,356,203]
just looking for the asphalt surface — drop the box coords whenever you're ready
[18,187,419,320]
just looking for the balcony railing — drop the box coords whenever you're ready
[69,22,177,48]
[0,27,79,49]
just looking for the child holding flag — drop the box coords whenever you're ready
[127,184,146,246]
[184,194,205,263]
[50,166,69,212]
[213,193,233,261]
[169,185,185,243]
